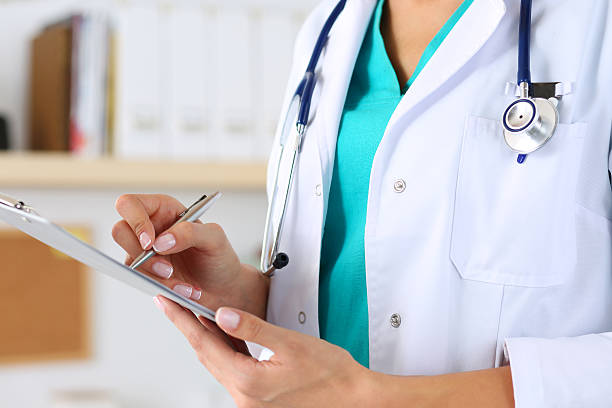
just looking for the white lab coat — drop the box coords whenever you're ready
[265,0,612,406]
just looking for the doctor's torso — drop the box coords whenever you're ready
[265,0,612,375]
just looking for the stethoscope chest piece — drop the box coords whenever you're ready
[502,0,561,156]
[503,97,558,154]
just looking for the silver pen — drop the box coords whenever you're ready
[129,192,222,269]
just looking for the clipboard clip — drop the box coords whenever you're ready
[0,193,38,215]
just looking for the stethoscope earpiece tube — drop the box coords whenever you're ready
[517,0,532,86]
[297,72,316,130]
[297,0,346,130]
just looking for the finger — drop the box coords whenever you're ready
[114,194,159,250]
[215,307,295,355]
[114,220,203,301]
[123,255,202,301]
[115,223,199,299]
[198,316,250,355]
[133,194,194,232]
[171,282,203,301]
[114,221,177,278]
[152,222,230,256]
[155,296,249,371]
[112,220,147,258]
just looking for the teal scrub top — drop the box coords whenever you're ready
[318,0,474,368]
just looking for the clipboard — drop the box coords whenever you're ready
[0,193,216,322]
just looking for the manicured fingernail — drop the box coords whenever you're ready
[217,308,240,330]
[191,289,202,300]
[152,262,173,279]
[139,232,152,250]
[173,284,192,298]
[153,296,165,312]
[153,234,176,252]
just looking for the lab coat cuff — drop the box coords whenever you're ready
[503,337,546,408]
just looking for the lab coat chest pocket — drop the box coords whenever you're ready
[450,115,587,287]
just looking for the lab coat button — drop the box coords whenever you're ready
[315,184,322,196]
[390,313,401,328]
[298,311,306,324]
[393,179,406,193]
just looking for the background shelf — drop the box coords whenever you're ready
[0,152,267,190]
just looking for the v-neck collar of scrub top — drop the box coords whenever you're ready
[353,0,477,103]
[314,0,507,222]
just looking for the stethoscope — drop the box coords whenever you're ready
[260,0,559,275]
[502,0,559,163]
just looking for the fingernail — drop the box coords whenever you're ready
[217,308,240,330]
[139,232,152,250]
[153,296,165,312]
[191,289,202,301]
[173,284,192,298]
[153,234,176,252]
[152,262,173,279]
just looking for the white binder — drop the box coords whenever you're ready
[114,4,164,158]
[0,193,216,322]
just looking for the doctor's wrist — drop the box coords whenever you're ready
[230,263,270,320]
[370,366,514,407]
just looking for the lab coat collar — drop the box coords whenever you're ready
[387,0,507,130]
[313,0,507,204]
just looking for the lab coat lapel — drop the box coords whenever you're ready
[315,0,376,202]
[388,0,507,128]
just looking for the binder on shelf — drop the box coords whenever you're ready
[29,14,112,155]
[211,7,255,160]
[167,6,212,159]
[70,13,111,156]
[29,20,73,151]
[114,4,164,158]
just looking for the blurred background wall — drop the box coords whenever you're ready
[0,0,317,407]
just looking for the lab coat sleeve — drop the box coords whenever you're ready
[504,334,612,407]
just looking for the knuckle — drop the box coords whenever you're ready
[332,345,352,364]
[206,222,224,235]
[234,396,257,408]
[185,329,204,353]
[132,219,147,235]
[114,194,149,234]
[111,221,125,241]
[173,222,194,246]
[235,375,257,396]
[114,194,133,212]
[196,350,209,367]
[234,352,254,372]
[245,319,263,341]
[203,223,227,251]
[283,338,304,356]
[240,401,261,408]
[159,194,176,204]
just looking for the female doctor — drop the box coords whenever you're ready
[112,0,612,406]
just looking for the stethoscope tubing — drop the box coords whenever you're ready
[296,0,346,129]
[518,0,532,86]
[264,0,549,273]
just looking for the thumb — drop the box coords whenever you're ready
[216,307,287,352]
